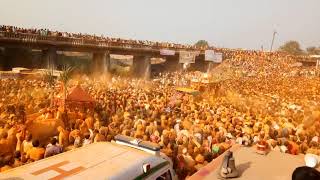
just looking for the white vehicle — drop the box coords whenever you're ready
[0,135,178,180]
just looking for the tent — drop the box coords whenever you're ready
[54,84,95,109]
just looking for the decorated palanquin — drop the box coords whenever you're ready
[176,87,200,96]
[54,84,95,110]
[190,78,216,92]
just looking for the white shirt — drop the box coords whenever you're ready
[174,123,180,133]
[82,139,92,146]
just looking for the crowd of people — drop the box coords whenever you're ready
[0,49,320,179]
[0,25,204,50]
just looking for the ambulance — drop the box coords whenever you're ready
[0,135,178,180]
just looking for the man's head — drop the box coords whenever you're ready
[292,166,320,180]
[0,132,8,139]
[14,151,21,159]
[57,126,63,132]
[32,139,40,147]
[50,138,57,145]
[26,134,32,141]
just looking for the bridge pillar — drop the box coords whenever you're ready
[190,55,208,72]
[163,55,182,72]
[92,52,110,74]
[0,48,4,70]
[104,53,111,74]
[132,55,151,79]
[42,48,57,69]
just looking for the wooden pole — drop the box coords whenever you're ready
[270,31,277,52]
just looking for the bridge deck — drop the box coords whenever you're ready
[0,31,204,56]
[190,145,318,180]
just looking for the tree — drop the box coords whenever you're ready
[306,46,320,55]
[278,41,304,55]
[195,40,209,48]
[59,65,74,106]
[43,68,56,107]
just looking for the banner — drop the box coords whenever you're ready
[179,51,198,64]
[160,49,175,56]
[205,50,215,61]
[212,52,223,63]
[0,72,20,79]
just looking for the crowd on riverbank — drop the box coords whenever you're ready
[0,51,320,179]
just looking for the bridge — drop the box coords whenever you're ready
[0,31,211,77]
[0,30,317,78]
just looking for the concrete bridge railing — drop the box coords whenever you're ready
[0,31,200,77]
[0,31,202,52]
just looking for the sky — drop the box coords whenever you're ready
[0,0,319,50]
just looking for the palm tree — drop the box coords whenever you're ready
[43,67,56,107]
[59,65,74,106]
[194,40,209,48]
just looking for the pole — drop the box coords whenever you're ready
[270,31,277,52]
[316,60,318,76]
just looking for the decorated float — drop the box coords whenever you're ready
[54,84,95,110]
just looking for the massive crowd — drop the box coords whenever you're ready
[0,49,320,179]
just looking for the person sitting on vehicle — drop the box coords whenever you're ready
[12,151,23,168]
[44,138,63,158]
[21,134,33,155]
[26,140,45,162]
[94,129,106,142]
[57,126,69,149]
[82,129,94,146]
[74,134,82,148]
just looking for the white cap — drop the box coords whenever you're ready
[182,148,187,154]
[305,154,318,168]
[312,136,319,143]
[280,145,288,153]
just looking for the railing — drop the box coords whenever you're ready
[1,31,318,62]
[0,31,201,51]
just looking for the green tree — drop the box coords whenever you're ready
[43,68,56,107]
[195,40,209,48]
[306,46,320,55]
[59,65,74,105]
[278,41,304,55]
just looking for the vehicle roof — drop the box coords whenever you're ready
[190,145,318,180]
[0,142,167,180]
